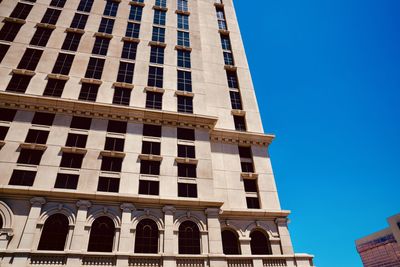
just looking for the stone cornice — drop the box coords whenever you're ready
[211,129,275,146]
[220,209,291,219]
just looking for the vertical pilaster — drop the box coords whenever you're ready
[119,203,135,253]
[162,205,176,267]
[275,218,294,254]
[239,237,252,255]
[18,197,46,249]
[205,208,223,255]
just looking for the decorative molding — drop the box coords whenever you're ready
[144,86,165,94]
[19,143,47,151]
[175,90,194,97]
[211,129,275,146]
[175,157,198,165]
[148,41,167,47]
[76,200,91,209]
[231,109,246,116]
[214,3,224,8]
[139,154,163,161]
[80,78,102,85]
[65,27,85,34]
[47,73,70,81]
[12,69,35,76]
[61,146,87,155]
[153,5,168,11]
[175,45,192,52]
[219,29,230,36]
[129,1,145,7]
[36,22,56,29]
[30,197,46,207]
[205,208,221,217]
[241,172,259,180]
[162,205,176,214]
[3,17,26,24]
[224,65,237,71]
[100,150,126,158]
[93,32,113,39]
[121,36,140,43]
[175,10,190,16]
[120,203,136,212]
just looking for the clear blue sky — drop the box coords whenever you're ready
[234,1,400,266]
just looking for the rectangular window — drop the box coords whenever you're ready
[0,126,9,140]
[41,8,61,25]
[153,10,166,25]
[54,173,79,189]
[70,116,91,130]
[177,50,191,68]
[10,3,33,20]
[152,27,165,43]
[129,6,143,21]
[177,70,192,92]
[17,48,43,71]
[142,141,161,155]
[177,0,188,12]
[0,44,10,63]
[0,22,22,42]
[216,8,227,30]
[150,46,164,64]
[177,95,193,114]
[85,57,105,79]
[50,0,66,8]
[148,66,163,88]
[178,163,196,178]
[25,129,49,144]
[101,156,123,172]
[107,120,127,134]
[77,0,94,12]
[113,87,131,106]
[126,22,140,38]
[117,62,135,83]
[6,74,32,93]
[246,197,260,209]
[177,128,195,141]
[121,42,137,60]
[223,52,234,65]
[32,112,55,126]
[239,147,252,159]
[70,13,88,29]
[62,32,82,51]
[143,124,161,137]
[243,179,258,193]
[234,115,246,131]
[178,183,197,198]
[9,170,36,186]
[140,160,160,175]
[97,177,120,192]
[0,108,17,122]
[241,162,254,173]
[60,153,84,168]
[103,0,119,17]
[138,180,159,195]
[177,31,190,47]
[79,83,99,102]
[177,14,189,30]
[104,137,125,152]
[226,71,239,88]
[98,18,115,34]
[52,53,74,75]
[30,28,53,47]
[155,0,167,8]
[178,145,195,158]
[17,149,43,165]
[220,35,232,50]
[92,37,110,56]
[146,92,163,110]
[230,91,242,110]
[66,133,87,148]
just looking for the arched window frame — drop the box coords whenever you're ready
[221,228,241,255]
[0,201,14,249]
[37,213,70,251]
[249,229,272,255]
[134,218,160,254]
[178,220,201,255]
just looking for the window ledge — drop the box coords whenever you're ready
[219,29,230,35]
[153,5,168,11]
[224,65,237,71]
[241,172,259,179]
[94,32,113,39]
[20,143,47,151]
[214,3,224,8]
[175,10,190,15]
[47,73,70,81]
[80,78,103,85]
[100,150,126,158]
[4,17,26,25]
[129,1,145,7]
[113,82,134,90]
[36,23,56,30]
[0,141,5,148]
[175,157,198,165]
[144,87,165,94]
[65,27,85,34]
[175,90,194,97]
[61,146,87,155]
[122,36,140,43]
[12,69,36,76]
[149,41,167,47]
[231,109,246,116]
[175,45,192,52]
[139,154,163,161]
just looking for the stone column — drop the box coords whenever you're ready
[119,203,135,252]
[239,237,252,255]
[162,205,176,267]
[275,218,294,254]
[205,208,226,267]
[18,197,46,249]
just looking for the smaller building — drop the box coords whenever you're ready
[356,213,400,267]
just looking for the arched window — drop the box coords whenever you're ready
[38,214,69,251]
[250,230,272,255]
[222,230,241,255]
[134,219,159,253]
[88,216,115,252]
[0,216,3,229]
[179,221,200,254]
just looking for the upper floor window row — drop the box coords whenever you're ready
[104,0,119,17]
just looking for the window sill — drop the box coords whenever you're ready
[153,5,168,11]
[94,32,113,39]
[231,109,246,116]
[175,157,198,165]
[175,90,194,97]
[224,65,237,71]
[214,3,224,8]
[80,78,103,85]
[175,45,192,52]
[4,17,26,25]
[175,10,190,16]
[129,1,145,7]
[20,143,47,151]
[219,29,230,35]
[61,147,87,155]
[144,87,165,94]
[48,73,70,81]
[149,41,167,47]
[65,27,85,34]
[12,69,36,76]
[241,172,259,179]
[0,141,5,148]
[36,22,56,30]
[122,36,140,43]
[139,154,163,161]
[113,82,134,90]
[100,150,126,158]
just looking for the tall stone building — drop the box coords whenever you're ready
[0,0,314,266]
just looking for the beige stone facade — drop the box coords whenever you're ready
[0,0,314,266]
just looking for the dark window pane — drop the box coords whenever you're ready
[138,180,159,196]
[62,32,82,51]
[0,44,10,63]
[178,163,196,178]
[134,219,159,253]
[60,153,84,168]
[70,116,91,130]
[0,126,9,140]
[9,170,36,186]
[234,116,246,131]
[140,160,160,175]
[101,156,123,172]
[41,8,61,25]
[85,57,105,79]
[129,6,143,21]
[117,62,135,83]
[226,71,239,88]
[177,128,195,141]
[145,92,163,110]
[54,173,79,189]
[98,18,114,34]
[112,87,131,106]
[103,0,119,17]
[97,177,120,193]
[177,70,192,92]
[0,108,17,122]
[246,197,260,209]
[229,91,242,110]
[178,183,197,198]
[30,28,53,47]
[92,37,110,56]
[88,216,115,252]
[126,22,140,38]
[17,48,43,70]
[0,22,22,42]
[6,74,32,93]
[147,66,163,88]
[243,179,257,193]
[250,231,272,254]
[43,78,67,97]
[50,0,66,8]
[177,50,191,68]
[10,3,33,20]
[222,230,240,255]
[37,214,69,251]
[121,42,137,60]
[241,162,254,173]
[104,137,124,152]
[177,31,190,47]
[151,27,165,43]
[17,149,43,165]
[143,124,161,137]
[141,141,161,155]
[32,112,55,126]
[107,120,127,134]
[79,83,99,102]
[153,10,166,25]
[150,46,164,64]
[178,221,200,254]
[25,129,49,144]
[78,0,94,12]
[177,96,193,114]
[178,145,195,158]
[65,133,87,148]
[238,147,252,158]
